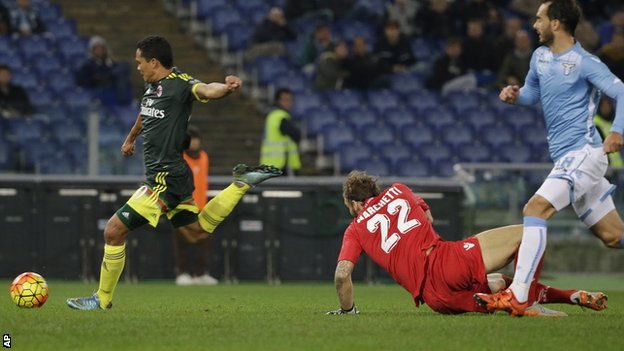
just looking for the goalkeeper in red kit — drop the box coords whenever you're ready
[327,171,607,316]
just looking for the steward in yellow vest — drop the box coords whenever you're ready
[595,97,623,167]
[260,88,302,173]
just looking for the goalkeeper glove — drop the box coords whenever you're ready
[326,304,360,315]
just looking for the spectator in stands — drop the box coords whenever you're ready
[599,27,624,80]
[76,35,132,106]
[598,8,624,46]
[509,0,541,19]
[299,23,334,72]
[574,17,600,53]
[314,41,349,90]
[495,29,533,88]
[492,17,524,70]
[173,126,218,286]
[461,18,495,72]
[9,0,44,36]
[246,7,296,64]
[462,0,492,23]
[260,88,302,176]
[415,0,456,40]
[425,37,467,91]
[385,0,418,37]
[345,36,386,90]
[251,7,296,45]
[0,3,11,35]
[374,20,416,75]
[0,64,34,118]
[594,96,623,167]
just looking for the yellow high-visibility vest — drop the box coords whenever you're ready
[260,108,302,170]
[595,114,623,167]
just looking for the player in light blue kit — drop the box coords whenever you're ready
[474,0,624,316]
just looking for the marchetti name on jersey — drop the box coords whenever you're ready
[140,106,165,118]
[356,186,402,224]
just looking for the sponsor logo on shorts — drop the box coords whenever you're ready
[463,242,475,251]
[121,212,130,219]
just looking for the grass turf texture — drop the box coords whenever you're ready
[1,274,623,351]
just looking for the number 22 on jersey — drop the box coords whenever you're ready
[366,198,421,253]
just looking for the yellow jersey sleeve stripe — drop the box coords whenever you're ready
[192,83,210,103]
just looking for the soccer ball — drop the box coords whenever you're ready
[9,272,49,308]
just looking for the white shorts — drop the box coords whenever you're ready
[535,145,616,227]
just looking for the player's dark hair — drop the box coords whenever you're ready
[542,0,581,35]
[0,64,10,72]
[274,88,293,104]
[136,35,173,69]
[343,170,381,202]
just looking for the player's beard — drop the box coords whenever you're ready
[539,28,554,46]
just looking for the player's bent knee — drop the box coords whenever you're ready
[522,195,555,219]
[103,216,127,245]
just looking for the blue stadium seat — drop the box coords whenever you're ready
[63,88,93,110]
[0,139,15,170]
[11,70,39,90]
[46,70,76,96]
[391,72,424,96]
[394,157,432,177]
[123,156,145,176]
[236,3,269,26]
[211,7,243,35]
[291,90,325,117]
[20,140,59,171]
[356,157,391,177]
[223,24,253,52]
[361,123,395,148]
[0,37,13,53]
[400,122,435,149]
[39,152,75,174]
[326,90,362,115]
[455,142,492,163]
[56,37,88,61]
[440,124,473,150]
[28,88,57,110]
[33,55,63,76]
[506,108,538,133]
[522,125,548,148]
[5,119,45,142]
[194,0,228,19]
[271,71,307,94]
[343,106,377,131]
[379,142,412,167]
[480,124,515,148]
[254,55,291,85]
[445,91,482,114]
[62,140,88,165]
[366,90,402,113]
[405,90,440,114]
[0,54,24,71]
[321,123,355,153]
[499,143,533,163]
[422,106,455,131]
[18,36,50,59]
[410,37,436,64]
[465,107,497,130]
[436,159,456,177]
[336,20,375,43]
[338,142,372,172]
[420,143,453,165]
[39,3,63,26]
[51,121,84,144]
[304,106,338,136]
[381,106,416,130]
[99,124,126,148]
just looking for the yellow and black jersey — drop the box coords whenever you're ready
[139,67,208,177]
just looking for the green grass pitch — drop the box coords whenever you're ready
[1,274,622,351]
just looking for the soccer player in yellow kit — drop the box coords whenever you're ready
[67,36,281,310]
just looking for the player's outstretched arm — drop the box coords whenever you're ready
[195,75,242,100]
[121,114,142,156]
[327,260,359,315]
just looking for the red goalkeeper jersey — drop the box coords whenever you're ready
[337,183,441,305]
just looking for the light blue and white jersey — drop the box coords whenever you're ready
[516,41,624,161]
